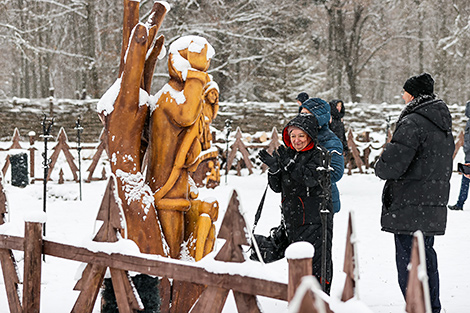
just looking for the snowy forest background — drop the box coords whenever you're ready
[1,0,470,105]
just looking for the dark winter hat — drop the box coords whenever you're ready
[296,92,309,104]
[403,73,435,98]
[300,97,331,127]
[282,113,319,151]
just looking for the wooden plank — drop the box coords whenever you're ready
[233,291,262,313]
[0,249,22,313]
[341,212,356,302]
[190,286,229,313]
[170,280,205,313]
[22,222,43,313]
[0,234,288,301]
[158,277,171,313]
[110,268,142,313]
[71,264,106,313]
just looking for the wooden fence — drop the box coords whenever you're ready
[0,180,350,313]
[0,184,432,313]
[0,126,465,188]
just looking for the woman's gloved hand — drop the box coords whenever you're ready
[277,145,295,172]
[258,149,280,173]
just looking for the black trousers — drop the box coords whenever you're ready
[394,234,441,313]
[288,214,333,294]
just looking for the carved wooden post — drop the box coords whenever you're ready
[47,127,79,182]
[9,128,22,150]
[86,129,108,183]
[286,242,314,302]
[346,129,364,174]
[22,220,43,313]
[0,176,6,225]
[226,127,254,176]
[261,127,282,173]
[341,211,360,302]
[405,231,432,313]
[191,190,262,313]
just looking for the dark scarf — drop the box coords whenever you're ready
[398,94,436,122]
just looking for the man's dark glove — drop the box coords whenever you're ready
[277,145,296,172]
[258,149,280,174]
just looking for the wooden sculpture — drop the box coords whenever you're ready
[97,1,219,261]
[146,36,218,258]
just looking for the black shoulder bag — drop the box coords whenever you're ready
[249,185,289,263]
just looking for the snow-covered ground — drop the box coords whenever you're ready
[0,161,469,312]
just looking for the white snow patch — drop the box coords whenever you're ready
[285,241,314,259]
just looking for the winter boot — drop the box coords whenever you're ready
[448,204,463,211]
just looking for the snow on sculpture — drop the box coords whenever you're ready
[96,1,219,260]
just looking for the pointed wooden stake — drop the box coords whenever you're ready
[341,211,360,302]
[94,177,123,242]
[86,129,108,182]
[262,127,282,173]
[58,168,65,184]
[0,175,7,225]
[9,128,22,150]
[226,127,254,176]
[405,231,432,313]
[47,127,79,181]
[215,190,249,262]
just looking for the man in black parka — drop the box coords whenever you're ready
[375,73,454,313]
[258,113,333,294]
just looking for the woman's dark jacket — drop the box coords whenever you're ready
[267,114,332,231]
[329,100,348,153]
[374,95,455,236]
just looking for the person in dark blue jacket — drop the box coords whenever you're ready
[299,97,344,213]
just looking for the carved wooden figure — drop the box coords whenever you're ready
[147,36,217,258]
[97,0,219,262]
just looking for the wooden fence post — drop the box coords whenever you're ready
[47,127,79,182]
[405,231,432,313]
[341,211,360,302]
[86,129,108,183]
[226,127,254,176]
[22,221,44,313]
[286,242,314,302]
[191,190,263,313]
[288,276,330,313]
[346,129,364,174]
[261,127,282,173]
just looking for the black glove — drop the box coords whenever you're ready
[258,149,280,173]
[277,145,295,172]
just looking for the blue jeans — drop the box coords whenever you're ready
[395,234,441,313]
[456,173,470,207]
